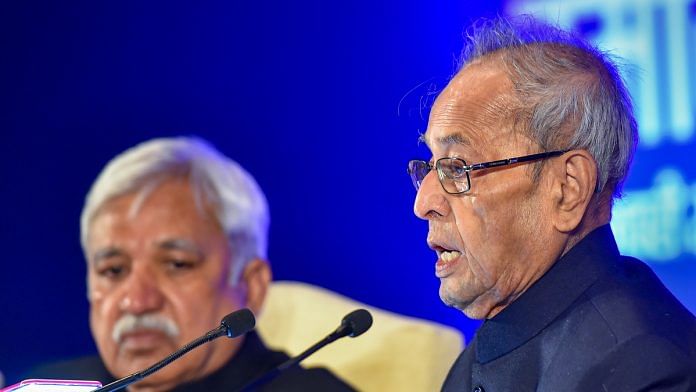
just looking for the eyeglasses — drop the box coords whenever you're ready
[407,150,568,194]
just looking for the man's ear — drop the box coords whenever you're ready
[549,149,597,233]
[240,258,272,315]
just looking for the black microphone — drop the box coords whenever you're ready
[93,308,256,392]
[236,309,373,392]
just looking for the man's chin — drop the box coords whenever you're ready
[440,291,465,310]
[110,346,177,378]
[114,355,162,375]
[440,287,501,320]
[438,285,481,318]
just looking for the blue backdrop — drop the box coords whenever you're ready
[1,0,694,385]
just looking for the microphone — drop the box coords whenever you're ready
[93,308,256,392]
[236,309,373,392]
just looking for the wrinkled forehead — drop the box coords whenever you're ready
[423,59,518,150]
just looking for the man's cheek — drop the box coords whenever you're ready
[90,297,116,344]
[88,285,105,302]
[459,196,490,242]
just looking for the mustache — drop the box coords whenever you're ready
[111,313,180,343]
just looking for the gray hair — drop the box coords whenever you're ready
[457,15,638,198]
[80,137,269,284]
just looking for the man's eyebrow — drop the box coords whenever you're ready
[92,247,124,264]
[436,133,470,147]
[419,132,471,148]
[157,238,203,257]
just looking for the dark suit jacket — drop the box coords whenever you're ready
[442,225,696,392]
[26,332,355,391]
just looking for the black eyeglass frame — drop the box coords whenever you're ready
[408,150,569,194]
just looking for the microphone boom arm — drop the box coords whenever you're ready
[235,309,373,392]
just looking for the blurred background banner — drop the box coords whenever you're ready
[1,0,693,384]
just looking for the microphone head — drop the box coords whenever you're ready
[341,309,373,338]
[221,308,256,338]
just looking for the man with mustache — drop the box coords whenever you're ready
[408,16,696,391]
[30,137,353,391]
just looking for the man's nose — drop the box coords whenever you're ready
[118,266,165,315]
[414,170,450,220]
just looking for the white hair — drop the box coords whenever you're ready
[80,136,269,283]
[457,16,638,199]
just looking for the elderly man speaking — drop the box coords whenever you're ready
[408,16,696,391]
[30,137,352,391]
